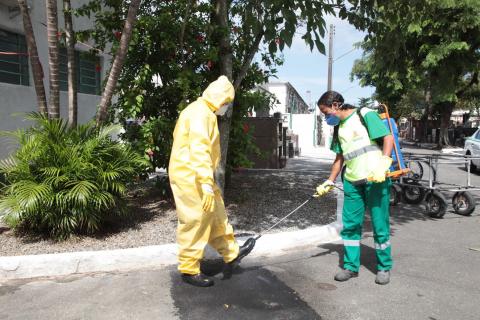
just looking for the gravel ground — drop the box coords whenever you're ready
[0,168,336,257]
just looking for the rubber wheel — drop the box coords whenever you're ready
[403,178,426,204]
[464,153,477,173]
[425,191,448,218]
[406,160,424,180]
[452,191,476,216]
[390,184,403,206]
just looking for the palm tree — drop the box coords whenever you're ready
[46,0,60,119]
[96,0,142,125]
[63,0,77,127]
[17,0,48,114]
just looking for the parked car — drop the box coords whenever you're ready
[463,128,480,171]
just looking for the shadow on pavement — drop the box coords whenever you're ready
[170,266,322,320]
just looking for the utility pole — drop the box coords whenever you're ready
[327,24,335,91]
[307,90,317,146]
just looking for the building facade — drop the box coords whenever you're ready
[259,82,310,117]
[0,0,111,159]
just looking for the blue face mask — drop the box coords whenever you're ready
[325,113,340,126]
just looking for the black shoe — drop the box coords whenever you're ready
[223,238,256,279]
[334,269,358,282]
[181,273,214,287]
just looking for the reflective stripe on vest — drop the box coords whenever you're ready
[343,144,381,161]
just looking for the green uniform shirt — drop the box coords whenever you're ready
[330,109,390,154]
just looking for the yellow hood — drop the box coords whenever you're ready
[201,75,235,111]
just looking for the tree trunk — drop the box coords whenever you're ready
[438,102,454,148]
[96,0,142,126]
[46,0,60,119]
[212,0,233,195]
[63,0,77,128]
[420,85,432,143]
[18,0,48,114]
[233,30,264,91]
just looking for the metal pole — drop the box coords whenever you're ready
[429,156,433,189]
[327,24,335,91]
[467,157,471,187]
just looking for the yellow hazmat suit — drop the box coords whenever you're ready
[168,76,240,275]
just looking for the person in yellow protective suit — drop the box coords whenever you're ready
[168,76,255,287]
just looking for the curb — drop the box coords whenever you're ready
[0,224,341,282]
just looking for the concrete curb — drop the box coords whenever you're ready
[0,244,178,281]
[0,224,341,282]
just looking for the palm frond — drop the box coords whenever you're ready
[0,114,148,239]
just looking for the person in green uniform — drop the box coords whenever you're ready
[315,91,394,285]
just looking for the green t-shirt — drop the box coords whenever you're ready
[330,108,390,154]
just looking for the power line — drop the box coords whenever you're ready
[333,47,357,62]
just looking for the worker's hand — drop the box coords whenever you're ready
[314,180,335,197]
[201,184,215,213]
[369,156,393,183]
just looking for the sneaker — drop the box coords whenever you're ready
[181,273,214,287]
[375,270,390,285]
[334,269,358,282]
[223,238,256,279]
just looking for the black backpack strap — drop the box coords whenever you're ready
[357,107,367,129]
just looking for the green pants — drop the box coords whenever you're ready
[341,179,392,272]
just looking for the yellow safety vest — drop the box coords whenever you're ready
[339,109,383,182]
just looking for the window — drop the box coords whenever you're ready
[59,48,101,95]
[0,29,29,86]
[474,130,480,140]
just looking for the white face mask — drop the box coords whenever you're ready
[215,103,231,116]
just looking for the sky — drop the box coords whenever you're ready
[269,14,375,108]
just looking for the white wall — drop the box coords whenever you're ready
[291,114,316,152]
[0,0,110,159]
[291,113,333,152]
[322,116,333,148]
[266,84,287,115]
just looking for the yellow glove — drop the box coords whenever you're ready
[369,156,393,183]
[201,184,215,213]
[314,180,335,197]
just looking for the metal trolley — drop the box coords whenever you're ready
[390,153,480,218]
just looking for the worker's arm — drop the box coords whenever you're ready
[328,153,344,182]
[382,134,394,158]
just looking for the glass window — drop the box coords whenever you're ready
[0,29,29,86]
[59,47,101,95]
[475,130,480,140]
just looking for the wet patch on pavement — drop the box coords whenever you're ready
[170,266,321,319]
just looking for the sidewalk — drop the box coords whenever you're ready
[0,147,341,281]
[401,139,464,154]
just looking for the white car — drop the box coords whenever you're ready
[463,128,480,171]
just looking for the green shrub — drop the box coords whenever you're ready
[0,113,150,239]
